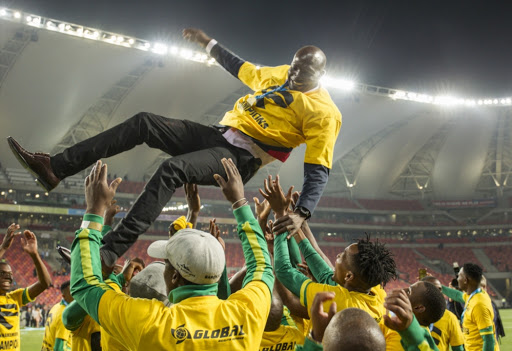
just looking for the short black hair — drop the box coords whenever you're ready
[353,235,398,288]
[463,263,483,283]
[421,276,440,285]
[60,280,71,291]
[421,282,446,325]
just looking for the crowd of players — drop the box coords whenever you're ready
[0,158,504,350]
[0,25,507,351]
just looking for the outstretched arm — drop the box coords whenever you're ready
[441,286,465,304]
[185,183,201,228]
[22,230,52,299]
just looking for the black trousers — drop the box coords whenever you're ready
[51,112,261,259]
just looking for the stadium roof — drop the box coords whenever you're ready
[1,11,512,201]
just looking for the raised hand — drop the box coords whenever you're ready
[121,258,146,283]
[383,289,414,331]
[214,158,246,208]
[185,183,201,213]
[209,218,225,251]
[104,200,121,226]
[310,292,337,343]
[1,223,21,252]
[85,160,122,216]
[259,175,293,218]
[253,197,271,222]
[21,230,38,256]
[182,28,212,48]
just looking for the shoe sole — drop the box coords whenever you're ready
[7,138,54,192]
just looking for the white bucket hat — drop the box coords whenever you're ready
[147,228,225,285]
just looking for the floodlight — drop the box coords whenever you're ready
[180,49,193,59]
[128,38,134,44]
[0,9,6,16]
[170,46,179,54]
[493,99,498,104]
[153,43,168,55]
[14,12,21,18]
[26,15,32,22]
[477,100,483,105]
[507,98,511,104]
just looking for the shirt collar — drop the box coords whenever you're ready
[168,283,218,304]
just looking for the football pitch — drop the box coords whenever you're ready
[21,309,512,350]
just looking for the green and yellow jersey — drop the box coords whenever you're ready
[260,324,304,351]
[42,300,72,351]
[70,205,274,351]
[461,290,499,351]
[430,309,464,351]
[274,233,386,331]
[70,315,101,351]
[0,288,32,351]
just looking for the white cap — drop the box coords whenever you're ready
[147,229,225,285]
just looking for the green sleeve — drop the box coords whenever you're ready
[295,337,323,351]
[70,214,113,325]
[53,338,65,351]
[287,238,302,268]
[398,316,440,351]
[298,239,336,286]
[111,272,125,289]
[482,332,495,351]
[233,205,274,292]
[101,224,112,237]
[441,286,465,304]
[274,232,309,297]
[216,265,231,300]
[451,345,464,351]
[61,301,87,331]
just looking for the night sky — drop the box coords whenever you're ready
[5,0,512,96]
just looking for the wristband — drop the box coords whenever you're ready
[231,198,247,208]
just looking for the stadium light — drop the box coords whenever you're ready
[0,9,6,16]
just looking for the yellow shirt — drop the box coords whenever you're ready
[96,280,271,351]
[260,324,305,351]
[220,63,342,168]
[300,281,386,325]
[42,300,72,351]
[462,290,499,351]
[430,309,464,351]
[101,280,128,351]
[0,288,32,351]
[70,315,101,351]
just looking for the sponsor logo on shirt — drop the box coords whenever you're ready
[170,324,245,344]
[239,101,269,129]
[261,341,296,350]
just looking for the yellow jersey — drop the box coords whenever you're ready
[220,63,342,169]
[100,280,128,351]
[96,280,270,351]
[462,290,499,351]
[70,315,101,351]
[430,309,464,351]
[260,324,305,351]
[42,300,72,351]
[300,281,386,325]
[0,288,32,351]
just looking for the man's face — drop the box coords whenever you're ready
[457,268,468,291]
[334,244,358,286]
[0,264,13,294]
[62,286,74,304]
[288,51,324,91]
[405,282,427,307]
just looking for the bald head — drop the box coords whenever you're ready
[323,308,385,351]
[288,46,326,92]
[421,276,442,291]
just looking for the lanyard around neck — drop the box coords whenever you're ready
[461,288,482,324]
[254,81,288,101]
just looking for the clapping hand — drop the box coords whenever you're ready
[1,223,21,252]
[21,230,38,256]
